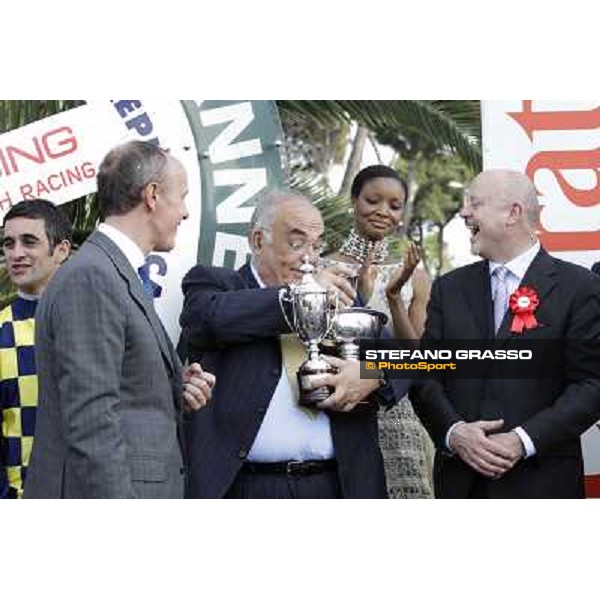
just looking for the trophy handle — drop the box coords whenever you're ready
[322,290,339,341]
[278,286,297,333]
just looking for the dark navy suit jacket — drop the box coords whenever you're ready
[179,263,398,498]
[411,250,600,498]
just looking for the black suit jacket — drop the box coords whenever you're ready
[592,261,600,277]
[410,249,600,498]
[179,263,389,498]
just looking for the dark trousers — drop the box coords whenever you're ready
[468,476,490,499]
[225,469,342,499]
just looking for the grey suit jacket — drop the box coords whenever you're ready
[24,231,184,498]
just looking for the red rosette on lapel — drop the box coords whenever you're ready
[509,286,539,333]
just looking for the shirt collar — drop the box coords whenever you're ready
[17,290,39,302]
[250,260,266,289]
[489,240,540,280]
[98,222,146,272]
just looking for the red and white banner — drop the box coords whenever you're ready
[482,100,600,495]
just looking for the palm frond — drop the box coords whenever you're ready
[289,170,351,251]
[277,100,481,171]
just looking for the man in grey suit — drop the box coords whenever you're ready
[25,141,215,499]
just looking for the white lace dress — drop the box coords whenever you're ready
[368,264,435,498]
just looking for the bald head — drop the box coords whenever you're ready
[461,169,540,263]
[469,169,539,227]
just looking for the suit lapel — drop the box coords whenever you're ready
[462,260,494,339]
[87,231,176,377]
[496,248,557,341]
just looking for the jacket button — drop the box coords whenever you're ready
[239,449,248,459]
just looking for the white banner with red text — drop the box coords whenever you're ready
[482,100,600,496]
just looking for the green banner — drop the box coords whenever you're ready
[181,100,285,269]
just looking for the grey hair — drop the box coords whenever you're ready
[97,141,172,218]
[249,189,314,242]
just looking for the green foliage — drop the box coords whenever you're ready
[288,169,350,252]
[277,100,482,172]
[394,152,473,274]
[280,111,350,175]
[375,126,439,159]
[422,229,451,274]
[404,153,472,229]
[0,100,84,135]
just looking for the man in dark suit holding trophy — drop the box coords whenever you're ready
[179,190,400,498]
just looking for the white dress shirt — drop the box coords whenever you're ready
[98,223,146,276]
[446,241,541,458]
[246,262,335,462]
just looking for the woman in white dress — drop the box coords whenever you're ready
[326,165,434,498]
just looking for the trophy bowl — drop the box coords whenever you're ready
[280,256,338,407]
[294,288,332,342]
[331,307,388,360]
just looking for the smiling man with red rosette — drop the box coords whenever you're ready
[410,169,600,498]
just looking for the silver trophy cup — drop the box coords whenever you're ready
[332,307,388,360]
[280,257,337,407]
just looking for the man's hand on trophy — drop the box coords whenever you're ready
[306,355,380,412]
[315,264,357,307]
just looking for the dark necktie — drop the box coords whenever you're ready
[137,263,156,299]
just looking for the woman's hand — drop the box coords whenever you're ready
[357,252,378,303]
[385,241,420,297]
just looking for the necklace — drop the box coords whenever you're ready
[338,227,389,264]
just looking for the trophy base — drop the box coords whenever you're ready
[297,361,335,408]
